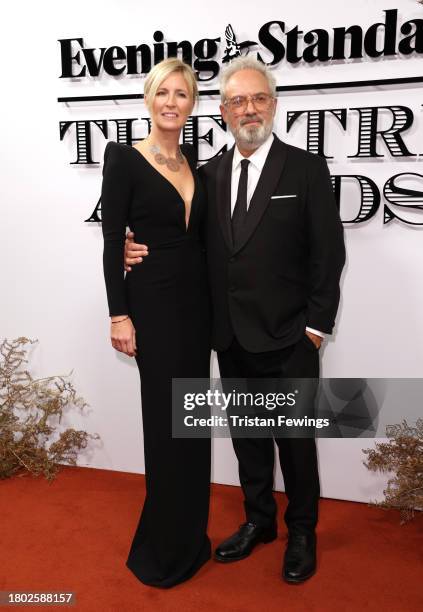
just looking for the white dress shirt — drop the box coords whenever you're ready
[231,133,275,215]
[230,133,324,340]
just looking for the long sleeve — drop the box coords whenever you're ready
[101,142,132,316]
[305,156,346,334]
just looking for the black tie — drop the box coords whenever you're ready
[232,158,250,246]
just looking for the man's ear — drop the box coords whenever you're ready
[220,103,227,124]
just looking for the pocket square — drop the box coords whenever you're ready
[271,194,297,199]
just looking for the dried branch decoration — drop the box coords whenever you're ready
[0,337,99,480]
[363,420,423,523]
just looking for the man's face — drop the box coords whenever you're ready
[220,69,277,151]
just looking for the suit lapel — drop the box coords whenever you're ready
[233,136,288,255]
[216,146,235,250]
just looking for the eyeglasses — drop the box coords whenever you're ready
[223,93,274,113]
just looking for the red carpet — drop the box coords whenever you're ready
[1,466,421,611]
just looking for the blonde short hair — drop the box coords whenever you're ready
[144,58,198,110]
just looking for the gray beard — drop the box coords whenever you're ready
[232,120,273,151]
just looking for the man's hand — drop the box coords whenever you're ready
[124,231,149,272]
[305,330,323,350]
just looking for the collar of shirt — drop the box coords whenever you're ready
[232,132,275,174]
[230,132,275,213]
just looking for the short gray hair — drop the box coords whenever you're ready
[219,56,277,103]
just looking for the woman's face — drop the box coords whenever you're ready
[148,72,194,133]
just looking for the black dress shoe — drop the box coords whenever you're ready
[282,531,316,583]
[214,522,277,563]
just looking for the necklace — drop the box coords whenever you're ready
[149,143,184,172]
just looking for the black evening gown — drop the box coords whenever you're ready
[101,141,211,588]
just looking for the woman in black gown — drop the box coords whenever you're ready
[101,59,211,588]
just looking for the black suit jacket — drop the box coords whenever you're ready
[199,134,346,353]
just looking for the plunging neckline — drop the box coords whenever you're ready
[132,145,195,232]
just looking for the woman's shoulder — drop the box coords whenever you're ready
[104,141,136,159]
[103,142,143,175]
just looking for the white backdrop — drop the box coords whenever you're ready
[2,0,423,503]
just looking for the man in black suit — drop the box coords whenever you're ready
[124,56,345,583]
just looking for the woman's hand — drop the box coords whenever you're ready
[110,316,137,357]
